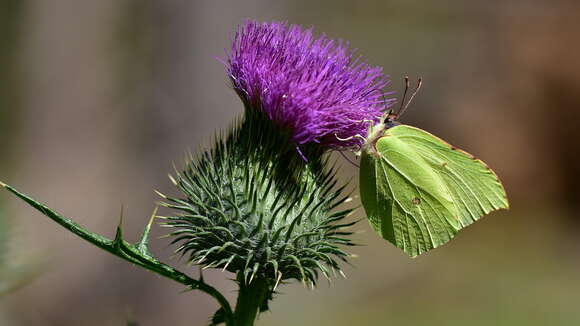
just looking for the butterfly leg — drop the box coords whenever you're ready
[334,133,367,143]
[346,118,376,130]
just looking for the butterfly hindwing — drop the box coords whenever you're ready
[360,125,508,257]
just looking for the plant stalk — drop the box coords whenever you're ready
[232,272,270,326]
[0,182,235,324]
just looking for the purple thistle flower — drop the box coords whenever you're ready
[227,20,395,149]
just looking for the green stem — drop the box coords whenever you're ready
[0,182,234,324]
[233,273,270,326]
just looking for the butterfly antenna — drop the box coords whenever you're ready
[396,76,410,116]
[397,77,422,119]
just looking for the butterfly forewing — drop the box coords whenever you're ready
[360,125,508,257]
[389,125,509,226]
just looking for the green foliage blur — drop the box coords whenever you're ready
[1,1,579,325]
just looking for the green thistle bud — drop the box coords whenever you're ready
[160,108,355,292]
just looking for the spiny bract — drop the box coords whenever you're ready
[159,109,356,288]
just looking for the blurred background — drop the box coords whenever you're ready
[1,0,579,325]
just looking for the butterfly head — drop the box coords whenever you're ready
[383,109,401,129]
[360,77,422,155]
[350,77,423,157]
[381,76,422,127]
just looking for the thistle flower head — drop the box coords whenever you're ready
[161,110,355,290]
[227,20,394,149]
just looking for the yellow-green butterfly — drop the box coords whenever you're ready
[358,78,508,257]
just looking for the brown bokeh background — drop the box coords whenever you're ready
[1,1,580,325]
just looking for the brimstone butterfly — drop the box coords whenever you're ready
[357,78,508,257]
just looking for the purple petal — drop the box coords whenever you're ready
[227,20,395,149]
